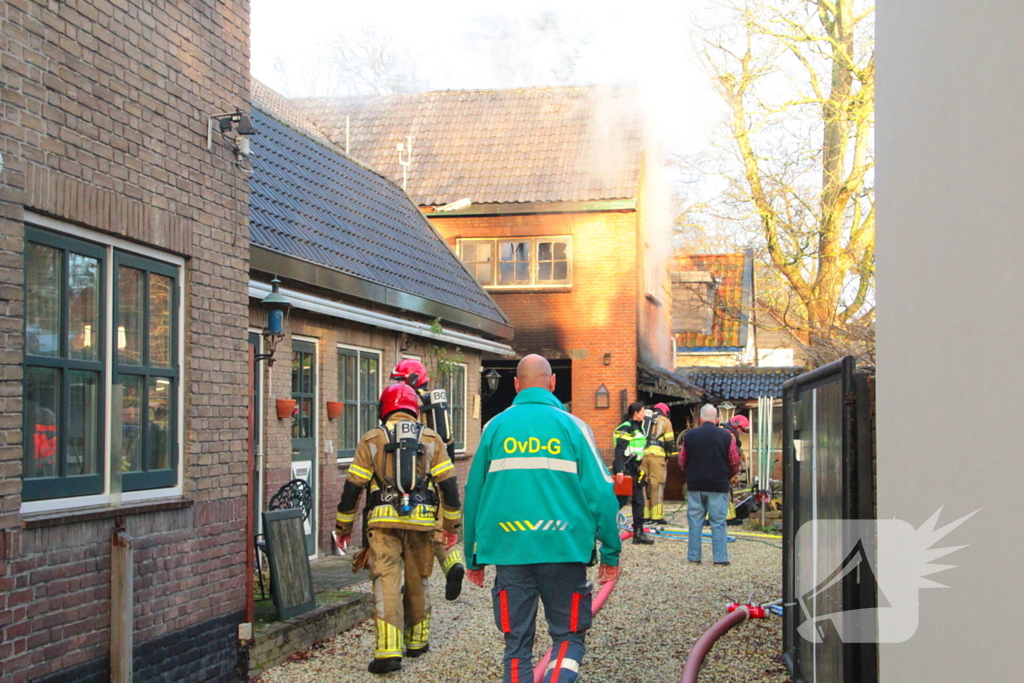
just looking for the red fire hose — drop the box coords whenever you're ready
[531,530,632,683]
[680,605,765,683]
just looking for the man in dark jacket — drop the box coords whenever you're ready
[678,404,741,565]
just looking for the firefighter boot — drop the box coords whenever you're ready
[632,526,655,545]
[446,562,465,601]
[368,657,402,674]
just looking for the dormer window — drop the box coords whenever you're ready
[671,271,718,335]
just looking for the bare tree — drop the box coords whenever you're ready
[321,26,425,96]
[681,0,875,366]
[464,11,593,88]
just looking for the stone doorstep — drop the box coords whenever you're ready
[248,591,373,678]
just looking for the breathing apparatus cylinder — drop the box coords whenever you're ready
[641,408,655,438]
[420,387,452,444]
[388,420,425,516]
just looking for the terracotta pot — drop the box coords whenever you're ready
[276,399,297,420]
[326,401,345,420]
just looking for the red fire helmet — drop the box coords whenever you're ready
[390,359,429,388]
[730,415,751,432]
[379,383,420,421]
[653,402,670,416]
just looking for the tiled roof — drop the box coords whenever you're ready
[291,86,644,206]
[248,81,508,327]
[673,252,751,350]
[680,367,804,400]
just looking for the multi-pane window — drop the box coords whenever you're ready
[460,241,494,285]
[23,226,180,502]
[442,364,467,451]
[498,241,531,285]
[337,347,380,462]
[536,241,569,283]
[458,237,572,288]
[291,344,316,441]
[115,254,179,491]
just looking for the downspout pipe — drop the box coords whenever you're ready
[680,606,752,683]
[532,530,632,683]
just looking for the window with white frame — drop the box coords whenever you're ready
[442,364,467,451]
[337,346,381,462]
[458,237,571,288]
[23,224,182,503]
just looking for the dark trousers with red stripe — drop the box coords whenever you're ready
[492,563,592,683]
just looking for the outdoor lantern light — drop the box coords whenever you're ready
[718,401,736,422]
[595,384,610,409]
[207,109,256,151]
[483,368,501,395]
[255,277,290,367]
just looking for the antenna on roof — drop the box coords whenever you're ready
[397,134,414,191]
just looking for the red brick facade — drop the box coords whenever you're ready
[0,1,251,681]
[430,206,673,458]
[251,307,484,557]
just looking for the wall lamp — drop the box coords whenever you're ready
[595,384,610,409]
[255,278,291,367]
[207,110,256,151]
[482,368,501,396]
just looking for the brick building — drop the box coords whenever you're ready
[293,86,703,458]
[247,83,513,559]
[0,1,252,681]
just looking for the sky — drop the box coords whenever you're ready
[249,0,726,158]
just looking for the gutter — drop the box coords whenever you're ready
[249,281,517,357]
[422,199,637,217]
[251,245,513,340]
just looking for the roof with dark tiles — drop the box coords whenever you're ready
[680,367,804,400]
[290,86,645,206]
[249,80,509,327]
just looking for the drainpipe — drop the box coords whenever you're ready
[111,519,133,683]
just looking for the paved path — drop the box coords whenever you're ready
[254,531,789,683]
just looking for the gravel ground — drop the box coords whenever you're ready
[255,526,789,683]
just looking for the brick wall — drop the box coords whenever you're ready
[429,210,640,456]
[0,1,251,681]
[252,303,484,555]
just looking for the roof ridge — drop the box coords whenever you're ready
[289,84,603,103]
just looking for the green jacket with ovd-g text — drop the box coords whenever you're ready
[463,387,622,569]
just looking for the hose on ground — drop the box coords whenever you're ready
[679,606,751,683]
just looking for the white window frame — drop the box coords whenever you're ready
[442,362,468,453]
[336,343,383,464]
[21,212,186,515]
[457,236,572,289]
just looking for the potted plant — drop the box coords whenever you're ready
[326,401,344,420]
[276,398,297,420]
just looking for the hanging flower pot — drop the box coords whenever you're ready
[326,401,345,420]
[276,399,297,420]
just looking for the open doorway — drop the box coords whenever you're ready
[481,359,572,423]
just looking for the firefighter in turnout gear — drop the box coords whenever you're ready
[613,402,655,544]
[642,403,676,524]
[390,359,466,600]
[335,383,462,674]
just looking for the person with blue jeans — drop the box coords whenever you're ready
[678,404,741,565]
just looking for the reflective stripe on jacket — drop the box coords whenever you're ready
[463,387,622,569]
